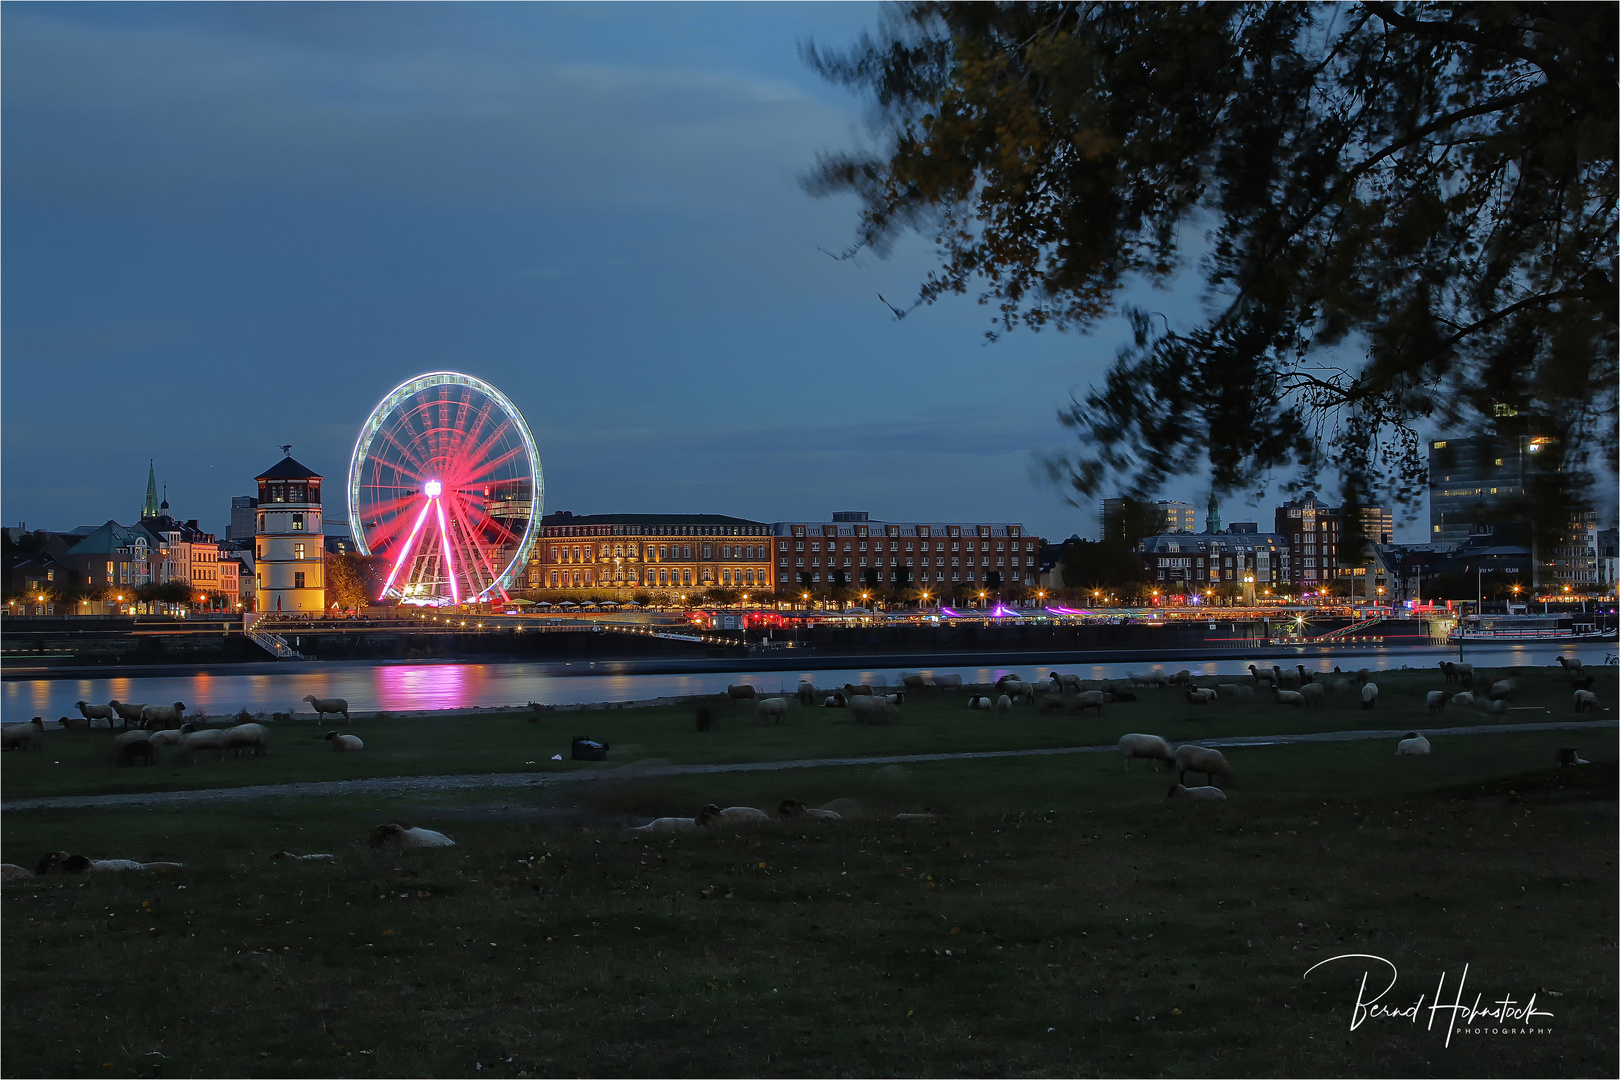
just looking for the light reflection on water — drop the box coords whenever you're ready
[2,642,1611,720]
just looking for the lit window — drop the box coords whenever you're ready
[294,543,306,560]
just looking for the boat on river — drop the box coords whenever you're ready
[1447,613,1617,644]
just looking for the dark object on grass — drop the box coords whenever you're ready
[115,736,154,767]
[572,737,609,761]
[1570,676,1595,691]
[1557,747,1591,767]
[695,706,714,733]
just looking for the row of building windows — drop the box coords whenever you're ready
[786,555,1026,569]
[784,539,1035,555]
[542,566,768,588]
[549,542,768,563]
[796,570,1035,585]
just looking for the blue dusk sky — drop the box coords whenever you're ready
[2,2,1427,543]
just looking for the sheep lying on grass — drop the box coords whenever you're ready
[777,799,841,822]
[302,695,350,721]
[75,701,119,727]
[1185,688,1216,705]
[1174,744,1233,787]
[1451,691,1476,707]
[36,852,183,874]
[368,824,455,849]
[967,695,993,711]
[696,804,771,828]
[1396,732,1432,756]
[2,864,34,884]
[630,817,698,833]
[325,731,364,751]
[1118,733,1174,772]
[1167,783,1227,801]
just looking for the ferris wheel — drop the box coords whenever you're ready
[348,371,542,606]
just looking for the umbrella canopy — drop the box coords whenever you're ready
[578,601,598,609]
[534,600,554,608]
[598,600,620,607]
[621,600,640,607]
[556,600,577,608]
[506,598,537,606]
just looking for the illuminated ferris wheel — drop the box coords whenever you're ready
[348,372,542,606]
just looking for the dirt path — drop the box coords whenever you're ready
[5,718,1613,812]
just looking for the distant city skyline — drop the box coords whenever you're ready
[0,4,1515,545]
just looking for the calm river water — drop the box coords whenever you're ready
[4,641,1614,720]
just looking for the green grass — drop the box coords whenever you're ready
[3,727,1616,1078]
[4,666,1613,801]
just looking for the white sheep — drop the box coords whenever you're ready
[1272,687,1306,708]
[1127,671,1155,688]
[777,799,841,822]
[629,817,698,833]
[302,695,350,720]
[755,698,790,724]
[850,696,900,724]
[998,678,1035,703]
[1168,669,1192,687]
[75,701,119,728]
[1396,731,1431,755]
[996,694,1013,716]
[1248,664,1274,687]
[1451,691,1475,707]
[148,728,185,747]
[967,695,994,710]
[108,700,147,728]
[1073,689,1106,716]
[1488,679,1516,701]
[36,852,184,874]
[822,694,846,708]
[1272,665,1300,688]
[1052,673,1082,693]
[797,680,817,705]
[1487,698,1508,716]
[1556,655,1583,677]
[696,804,771,828]
[222,723,268,758]
[325,731,364,751]
[1,723,43,752]
[1557,747,1591,766]
[933,674,963,688]
[367,824,455,849]
[1174,744,1233,786]
[177,725,227,764]
[1185,688,1217,705]
[139,701,187,730]
[1118,733,1174,772]
[1360,682,1379,710]
[1167,783,1227,801]
[1573,689,1603,713]
[1216,683,1241,700]
[1299,683,1326,708]
[1426,691,1449,716]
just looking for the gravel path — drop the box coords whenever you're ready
[5,718,1613,812]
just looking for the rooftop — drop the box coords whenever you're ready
[255,455,323,481]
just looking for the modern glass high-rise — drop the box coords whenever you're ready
[1427,435,1543,544]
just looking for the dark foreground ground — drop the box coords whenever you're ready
[3,726,1615,1079]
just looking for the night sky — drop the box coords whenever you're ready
[2,3,1424,543]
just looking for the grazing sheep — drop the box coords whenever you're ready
[148,728,184,748]
[222,723,268,758]
[1118,733,1174,772]
[850,696,900,725]
[302,695,350,720]
[883,692,906,705]
[1557,747,1591,766]
[822,694,847,708]
[1272,665,1300,688]
[798,680,817,705]
[139,701,187,730]
[777,799,841,822]
[996,694,1013,716]
[1127,671,1156,688]
[1573,689,1603,713]
[1360,682,1379,710]
[933,674,963,688]
[1353,668,1372,685]
[998,678,1035,703]
[75,701,119,728]
[1039,694,1070,715]
[695,804,771,828]
[1426,690,1450,716]
[1488,679,1517,701]
[1216,683,1242,700]
[325,731,364,751]
[1570,675,1595,691]
[1486,698,1508,717]
[901,674,927,691]
[1,724,43,752]
[1451,691,1476,707]
[1299,683,1326,708]
[368,824,456,849]
[1556,655,1583,677]
[1167,783,1228,801]
[843,683,874,697]
[112,730,154,766]
[176,725,226,764]
[726,684,758,702]
[1073,689,1106,716]
[1105,687,1139,703]
[1272,687,1306,708]
[1185,688,1216,705]
[968,695,995,710]
[755,697,790,725]
[1438,660,1476,685]
[1174,744,1233,786]
[1167,669,1192,687]
[1396,732,1431,756]
[1248,664,1275,688]
[108,700,147,728]
[1,864,34,885]
[629,817,697,833]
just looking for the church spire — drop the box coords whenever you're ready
[142,460,160,520]
[1206,492,1221,535]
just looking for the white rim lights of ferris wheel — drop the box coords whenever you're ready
[347,371,543,606]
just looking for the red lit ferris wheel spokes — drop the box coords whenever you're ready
[442,490,508,593]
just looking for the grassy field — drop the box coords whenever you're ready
[2,665,1612,801]
[3,665,1615,1077]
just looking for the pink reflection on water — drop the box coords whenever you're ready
[376,663,476,711]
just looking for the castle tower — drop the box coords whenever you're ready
[253,452,326,615]
[1206,493,1221,535]
[142,460,160,520]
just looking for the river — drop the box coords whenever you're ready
[4,641,1614,720]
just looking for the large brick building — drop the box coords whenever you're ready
[527,513,774,593]
[771,512,1041,591]
[1274,493,1393,590]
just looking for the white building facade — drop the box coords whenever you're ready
[253,455,327,614]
